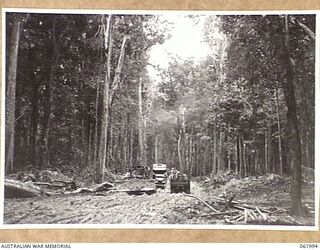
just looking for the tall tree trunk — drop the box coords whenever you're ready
[138,78,147,167]
[278,15,302,215]
[6,14,27,174]
[97,15,112,183]
[42,17,59,168]
[177,129,182,172]
[211,123,217,177]
[129,127,134,169]
[177,108,186,173]
[97,17,128,182]
[194,138,198,176]
[254,151,258,176]
[88,124,93,166]
[226,125,231,171]
[275,86,283,176]
[243,141,247,176]
[235,136,240,175]
[123,116,128,173]
[181,109,186,173]
[264,130,268,174]
[205,140,210,175]
[93,66,101,174]
[267,121,273,173]
[217,130,225,174]
[189,131,193,176]
[154,134,159,164]
[27,45,40,166]
[239,137,244,177]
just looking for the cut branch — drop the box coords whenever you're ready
[201,210,239,217]
[183,193,219,213]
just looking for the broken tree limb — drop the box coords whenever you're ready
[232,205,247,210]
[255,206,268,221]
[92,181,114,192]
[212,195,270,213]
[33,180,77,191]
[231,213,245,221]
[114,187,156,195]
[212,196,241,205]
[244,209,248,223]
[235,215,244,222]
[53,179,76,185]
[72,187,94,194]
[183,193,219,213]
[33,182,65,188]
[249,209,258,220]
[232,204,269,214]
[247,209,256,221]
[200,210,239,217]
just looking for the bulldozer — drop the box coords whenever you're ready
[169,170,190,194]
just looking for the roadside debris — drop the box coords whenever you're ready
[5,169,157,198]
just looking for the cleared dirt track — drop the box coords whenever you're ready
[4,175,315,226]
[4,182,219,224]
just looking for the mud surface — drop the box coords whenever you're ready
[4,174,315,226]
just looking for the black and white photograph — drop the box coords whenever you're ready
[2,9,318,228]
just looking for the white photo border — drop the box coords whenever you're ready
[1,8,319,231]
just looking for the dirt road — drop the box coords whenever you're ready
[3,175,315,225]
[4,181,220,224]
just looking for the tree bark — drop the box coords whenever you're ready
[278,15,302,216]
[138,78,147,167]
[177,108,186,173]
[42,17,59,168]
[97,17,128,182]
[217,130,225,174]
[264,130,268,174]
[235,136,240,175]
[243,141,247,177]
[97,15,112,183]
[239,137,244,177]
[275,86,283,176]
[155,133,159,164]
[211,123,217,177]
[6,14,27,174]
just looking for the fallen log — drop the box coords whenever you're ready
[229,213,244,221]
[115,187,156,195]
[92,181,114,192]
[248,209,258,220]
[255,206,268,221]
[72,187,94,194]
[5,179,42,198]
[33,182,65,188]
[232,204,270,214]
[235,215,244,222]
[53,179,77,190]
[200,210,239,217]
[183,193,219,213]
[212,196,270,213]
[212,196,241,204]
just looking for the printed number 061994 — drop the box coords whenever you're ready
[300,244,318,249]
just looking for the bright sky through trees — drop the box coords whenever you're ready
[147,15,211,81]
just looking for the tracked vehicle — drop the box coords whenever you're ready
[170,172,190,194]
